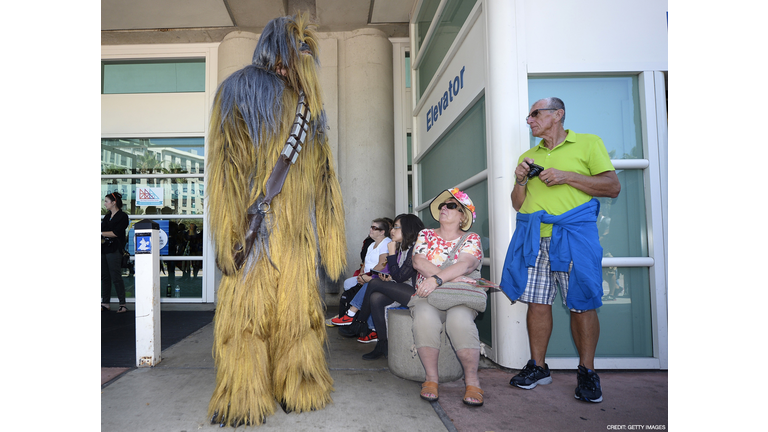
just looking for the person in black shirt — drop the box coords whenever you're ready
[101,191,130,313]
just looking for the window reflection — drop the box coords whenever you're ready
[101,178,204,216]
[596,170,648,257]
[528,76,643,160]
[101,137,204,175]
[548,266,652,357]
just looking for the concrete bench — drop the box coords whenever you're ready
[386,308,464,383]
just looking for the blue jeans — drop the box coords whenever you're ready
[350,283,375,330]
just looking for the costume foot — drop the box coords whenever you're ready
[280,401,292,414]
[210,411,264,428]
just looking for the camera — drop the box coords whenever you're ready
[527,162,544,178]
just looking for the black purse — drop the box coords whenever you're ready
[121,250,131,268]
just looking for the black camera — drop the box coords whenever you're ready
[527,162,544,178]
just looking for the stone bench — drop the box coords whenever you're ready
[386,308,464,383]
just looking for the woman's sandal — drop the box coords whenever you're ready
[463,385,484,407]
[420,381,439,402]
[117,305,128,314]
[101,304,110,312]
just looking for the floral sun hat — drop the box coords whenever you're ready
[429,187,476,231]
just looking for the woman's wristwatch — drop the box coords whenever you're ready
[431,275,443,286]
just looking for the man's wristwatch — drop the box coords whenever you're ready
[432,275,443,286]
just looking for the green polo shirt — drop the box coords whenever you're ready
[518,130,615,237]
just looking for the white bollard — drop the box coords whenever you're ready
[134,220,162,367]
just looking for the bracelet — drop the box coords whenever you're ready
[516,176,529,186]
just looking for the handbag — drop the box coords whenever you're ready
[121,250,131,268]
[424,233,489,313]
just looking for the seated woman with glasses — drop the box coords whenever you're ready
[331,218,391,325]
[343,213,426,358]
[410,188,485,407]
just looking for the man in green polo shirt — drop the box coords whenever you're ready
[508,97,620,403]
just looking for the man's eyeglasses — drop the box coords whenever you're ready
[370,226,384,231]
[526,108,558,121]
[438,202,459,210]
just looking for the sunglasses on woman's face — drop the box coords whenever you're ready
[438,202,459,210]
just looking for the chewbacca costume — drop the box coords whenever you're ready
[206,13,346,427]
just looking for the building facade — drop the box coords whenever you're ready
[101,0,668,369]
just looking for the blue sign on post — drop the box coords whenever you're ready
[135,232,152,254]
[129,220,169,255]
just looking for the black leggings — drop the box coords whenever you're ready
[358,278,415,342]
[101,250,127,305]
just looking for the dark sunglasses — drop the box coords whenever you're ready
[526,108,558,121]
[438,202,459,210]
[370,226,384,231]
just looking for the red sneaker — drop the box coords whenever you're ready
[357,331,378,343]
[330,314,355,326]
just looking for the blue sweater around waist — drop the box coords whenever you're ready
[500,199,604,311]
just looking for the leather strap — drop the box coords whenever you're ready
[228,91,311,273]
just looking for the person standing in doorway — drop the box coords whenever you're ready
[101,191,130,313]
[501,97,620,403]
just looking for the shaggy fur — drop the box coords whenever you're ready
[206,13,346,427]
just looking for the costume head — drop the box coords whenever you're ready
[214,12,326,152]
[430,188,476,231]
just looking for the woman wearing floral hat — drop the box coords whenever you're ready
[410,188,485,407]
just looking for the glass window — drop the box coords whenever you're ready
[476,264,493,345]
[528,76,643,159]
[418,95,486,202]
[101,137,204,175]
[101,178,204,216]
[101,59,205,94]
[405,53,411,89]
[548,267,653,357]
[417,0,478,98]
[527,75,653,358]
[107,217,204,300]
[415,0,441,52]
[597,170,648,258]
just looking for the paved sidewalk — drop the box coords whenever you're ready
[101,311,667,431]
[101,319,446,431]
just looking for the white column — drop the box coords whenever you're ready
[485,0,531,368]
[217,31,259,85]
[338,29,394,277]
[134,220,162,367]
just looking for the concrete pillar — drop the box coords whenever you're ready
[134,220,162,367]
[216,31,259,85]
[337,28,394,276]
[387,309,464,383]
[485,0,531,369]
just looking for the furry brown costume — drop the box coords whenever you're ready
[206,13,346,427]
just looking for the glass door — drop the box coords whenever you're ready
[101,137,206,302]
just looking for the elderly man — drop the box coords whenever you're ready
[500,97,620,403]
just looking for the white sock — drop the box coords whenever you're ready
[347,310,356,317]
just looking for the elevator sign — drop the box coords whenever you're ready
[416,8,485,146]
[137,187,163,206]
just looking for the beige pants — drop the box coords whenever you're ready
[409,296,480,351]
